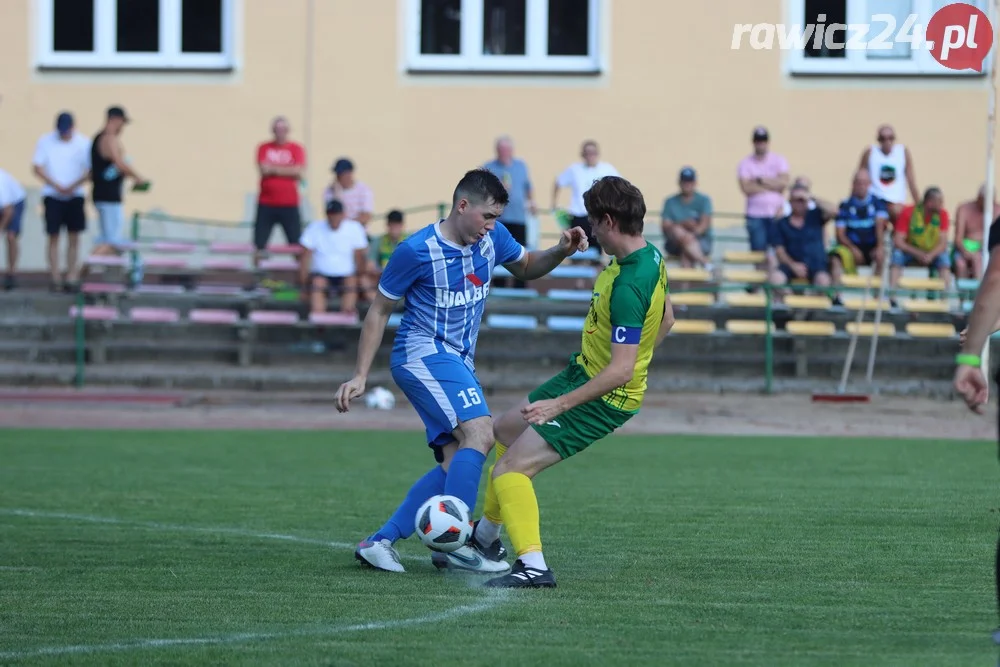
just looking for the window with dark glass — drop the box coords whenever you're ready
[421,0,462,54]
[547,0,589,56]
[116,0,160,53]
[483,0,526,55]
[181,0,223,53]
[52,0,95,52]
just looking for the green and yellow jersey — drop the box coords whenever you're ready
[577,242,668,413]
[371,233,409,269]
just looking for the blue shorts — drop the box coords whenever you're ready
[392,353,491,455]
[4,199,24,236]
[745,216,774,252]
[94,202,126,246]
[891,248,951,270]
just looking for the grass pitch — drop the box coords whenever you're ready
[0,429,997,666]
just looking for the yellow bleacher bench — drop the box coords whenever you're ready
[670,319,717,335]
[898,276,946,292]
[786,321,836,336]
[840,275,882,289]
[846,322,896,337]
[670,292,715,307]
[784,295,833,310]
[723,269,769,284]
[842,296,892,311]
[901,299,949,314]
[905,322,956,338]
[723,250,766,264]
[723,292,767,308]
[725,319,774,335]
[668,267,712,282]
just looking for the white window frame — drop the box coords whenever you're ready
[405,0,600,73]
[785,0,992,76]
[37,0,234,70]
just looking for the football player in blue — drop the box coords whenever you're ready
[335,168,588,573]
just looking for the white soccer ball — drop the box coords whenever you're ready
[365,386,396,410]
[415,494,473,553]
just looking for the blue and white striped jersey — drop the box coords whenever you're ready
[378,220,526,369]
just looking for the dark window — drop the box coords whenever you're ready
[116,0,160,53]
[181,0,223,53]
[803,0,847,59]
[547,0,589,56]
[53,0,94,52]
[483,0,526,55]
[420,0,461,55]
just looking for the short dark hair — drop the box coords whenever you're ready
[583,176,646,236]
[387,209,404,223]
[923,186,943,203]
[452,168,509,208]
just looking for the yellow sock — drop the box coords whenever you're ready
[483,442,507,524]
[494,471,542,556]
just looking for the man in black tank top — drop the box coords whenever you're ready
[954,216,1000,643]
[91,106,148,258]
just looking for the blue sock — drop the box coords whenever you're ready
[370,465,446,544]
[444,448,487,515]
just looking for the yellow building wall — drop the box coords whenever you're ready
[0,0,997,269]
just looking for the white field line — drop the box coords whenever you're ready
[0,507,508,661]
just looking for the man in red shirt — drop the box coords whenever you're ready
[254,116,306,264]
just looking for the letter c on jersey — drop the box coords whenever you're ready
[614,326,626,343]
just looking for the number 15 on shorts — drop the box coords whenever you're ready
[457,387,482,409]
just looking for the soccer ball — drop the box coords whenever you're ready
[415,495,473,553]
[365,386,395,410]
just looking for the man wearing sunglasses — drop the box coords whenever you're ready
[859,124,920,222]
[768,184,837,297]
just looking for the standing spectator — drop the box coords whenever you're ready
[255,116,306,264]
[32,111,91,292]
[661,167,713,269]
[552,140,619,256]
[737,126,790,273]
[92,106,149,263]
[323,158,374,229]
[0,168,26,290]
[828,169,889,305]
[890,187,952,296]
[768,184,837,297]
[298,199,368,315]
[483,135,535,285]
[859,124,919,222]
[953,184,997,281]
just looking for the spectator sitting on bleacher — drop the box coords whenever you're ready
[298,199,368,315]
[890,187,952,297]
[0,167,26,291]
[775,176,817,218]
[828,169,889,306]
[366,209,408,300]
[768,184,836,296]
[660,167,713,271]
[953,184,997,281]
[323,158,374,230]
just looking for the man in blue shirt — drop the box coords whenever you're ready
[334,168,587,575]
[483,135,536,288]
[769,185,836,293]
[828,169,889,303]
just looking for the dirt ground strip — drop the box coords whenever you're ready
[0,388,994,441]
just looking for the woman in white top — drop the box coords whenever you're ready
[859,124,920,221]
[552,140,619,255]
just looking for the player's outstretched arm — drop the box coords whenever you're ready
[522,342,638,425]
[334,291,398,413]
[506,227,589,282]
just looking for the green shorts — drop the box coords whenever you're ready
[528,359,634,459]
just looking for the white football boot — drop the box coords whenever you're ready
[430,542,511,574]
[355,539,405,573]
